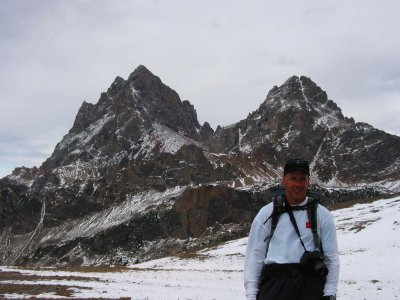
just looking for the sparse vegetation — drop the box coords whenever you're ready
[0,269,93,297]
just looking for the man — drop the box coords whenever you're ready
[244,159,339,300]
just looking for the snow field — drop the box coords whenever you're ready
[1,196,399,299]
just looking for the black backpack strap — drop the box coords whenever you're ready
[271,194,285,237]
[263,190,286,256]
[264,189,323,256]
[307,199,320,250]
[306,192,323,253]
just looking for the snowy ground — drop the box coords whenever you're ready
[1,195,399,299]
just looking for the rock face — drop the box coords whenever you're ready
[1,66,399,266]
[209,76,400,186]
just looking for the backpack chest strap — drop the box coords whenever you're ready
[264,191,322,256]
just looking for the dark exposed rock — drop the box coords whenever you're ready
[20,185,265,265]
[208,75,400,185]
[1,67,399,266]
[199,122,214,142]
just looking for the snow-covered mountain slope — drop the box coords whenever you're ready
[133,195,400,299]
[134,123,204,159]
[40,186,187,245]
[1,196,399,299]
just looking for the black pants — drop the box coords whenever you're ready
[257,264,325,300]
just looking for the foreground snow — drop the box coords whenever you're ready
[1,195,400,299]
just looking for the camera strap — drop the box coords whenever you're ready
[283,197,308,252]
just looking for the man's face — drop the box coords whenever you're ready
[282,171,310,205]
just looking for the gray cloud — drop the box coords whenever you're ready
[1,0,399,177]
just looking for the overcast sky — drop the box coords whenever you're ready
[1,0,399,178]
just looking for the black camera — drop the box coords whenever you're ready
[300,251,328,277]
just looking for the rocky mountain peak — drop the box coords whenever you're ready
[126,65,163,91]
[1,68,400,267]
[42,65,201,170]
[129,64,153,78]
[69,101,96,135]
[257,75,346,131]
[264,76,331,107]
[107,76,126,96]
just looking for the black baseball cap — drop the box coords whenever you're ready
[284,159,310,176]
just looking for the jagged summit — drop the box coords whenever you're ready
[250,75,348,151]
[42,65,201,169]
[210,75,399,184]
[106,65,159,97]
[107,65,172,99]
[262,76,342,117]
[107,76,126,96]
[128,64,153,78]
